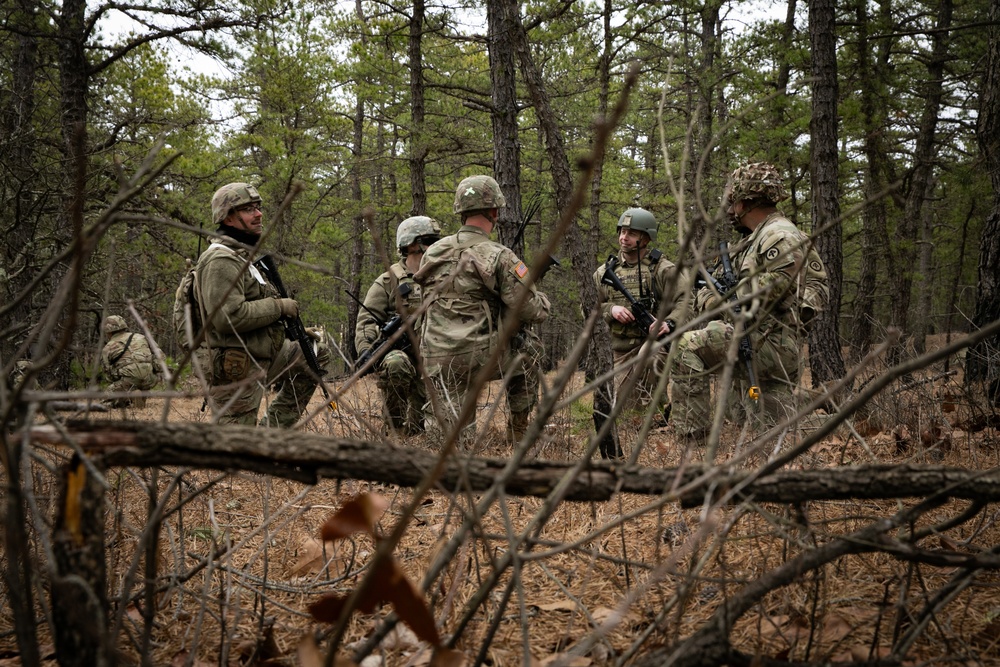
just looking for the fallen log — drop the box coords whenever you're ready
[25,420,1000,505]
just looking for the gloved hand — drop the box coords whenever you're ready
[305,326,324,341]
[276,298,299,318]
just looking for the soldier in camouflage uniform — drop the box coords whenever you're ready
[594,208,690,420]
[101,315,158,408]
[196,182,329,427]
[356,216,442,435]
[415,175,551,446]
[670,163,829,442]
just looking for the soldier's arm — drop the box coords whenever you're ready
[499,250,550,325]
[200,254,282,334]
[656,261,691,329]
[593,266,617,324]
[356,276,392,355]
[739,231,804,311]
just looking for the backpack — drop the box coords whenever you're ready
[172,259,204,353]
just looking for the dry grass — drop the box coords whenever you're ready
[3,338,1000,666]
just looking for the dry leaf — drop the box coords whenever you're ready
[410,647,469,667]
[539,654,591,667]
[939,535,964,551]
[321,494,389,541]
[819,613,854,643]
[291,537,328,576]
[309,557,440,647]
[535,600,577,613]
[590,606,638,627]
[170,649,214,667]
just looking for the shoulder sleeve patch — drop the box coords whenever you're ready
[514,261,529,279]
[765,246,781,261]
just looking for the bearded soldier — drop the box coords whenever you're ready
[670,162,829,443]
[415,175,551,446]
[101,315,158,408]
[594,208,689,422]
[356,216,441,435]
[196,182,329,427]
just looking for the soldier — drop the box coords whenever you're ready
[355,215,442,436]
[415,175,551,446]
[670,162,829,443]
[196,182,329,427]
[101,315,158,408]
[594,208,689,422]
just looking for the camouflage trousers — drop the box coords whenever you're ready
[423,329,543,446]
[376,350,426,435]
[210,338,330,428]
[670,320,801,437]
[612,341,671,418]
[107,363,157,408]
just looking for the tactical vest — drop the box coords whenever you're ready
[606,250,661,341]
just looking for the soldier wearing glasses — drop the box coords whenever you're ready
[195,182,328,427]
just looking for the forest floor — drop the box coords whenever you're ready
[3,335,1000,666]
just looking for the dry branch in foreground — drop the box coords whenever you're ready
[27,420,1000,504]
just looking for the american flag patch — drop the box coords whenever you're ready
[514,261,529,279]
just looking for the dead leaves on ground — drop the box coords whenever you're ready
[306,493,465,667]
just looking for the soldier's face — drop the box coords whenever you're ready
[227,202,263,236]
[619,228,647,253]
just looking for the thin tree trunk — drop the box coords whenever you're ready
[506,0,617,456]
[488,0,523,255]
[913,176,938,352]
[346,0,370,360]
[408,0,427,216]
[967,0,1000,403]
[888,0,952,363]
[807,0,846,386]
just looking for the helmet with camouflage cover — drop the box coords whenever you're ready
[397,216,442,250]
[211,183,262,225]
[104,315,127,336]
[617,207,658,243]
[727,162,788,205]
[454,175,506,214]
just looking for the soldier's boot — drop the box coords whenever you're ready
[506,410,531,444]
[383,392,409,435]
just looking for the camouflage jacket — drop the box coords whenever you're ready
[594,249,690,352]
[414,225,550,359]
[697,212,829,332]
[355,260,422,357]
[101,331,155,380]
[195,236,284,360]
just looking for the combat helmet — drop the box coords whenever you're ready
[454,175,506,214]
[397,216,442,250]
[617,208,658,243]
[211,183,262,225]
[728,162,788,205]
[104,315,127,336]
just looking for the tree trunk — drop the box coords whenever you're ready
[346,0,369,361]
[848,0,891,365]
[506,0,618,457]
[488,0,523,255]
[51,457,112,666]
[967,0,1000,404]
[408,0,427,216]
[888,0,952,363]
[807,0,846,386]
[913,176,938,351]
[0,0,42,366]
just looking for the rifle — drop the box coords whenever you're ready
[253,255,329,398]
[511,194,560,280]
[714,242,760,401]
[600,257,672,338]
[345,287,412,377]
